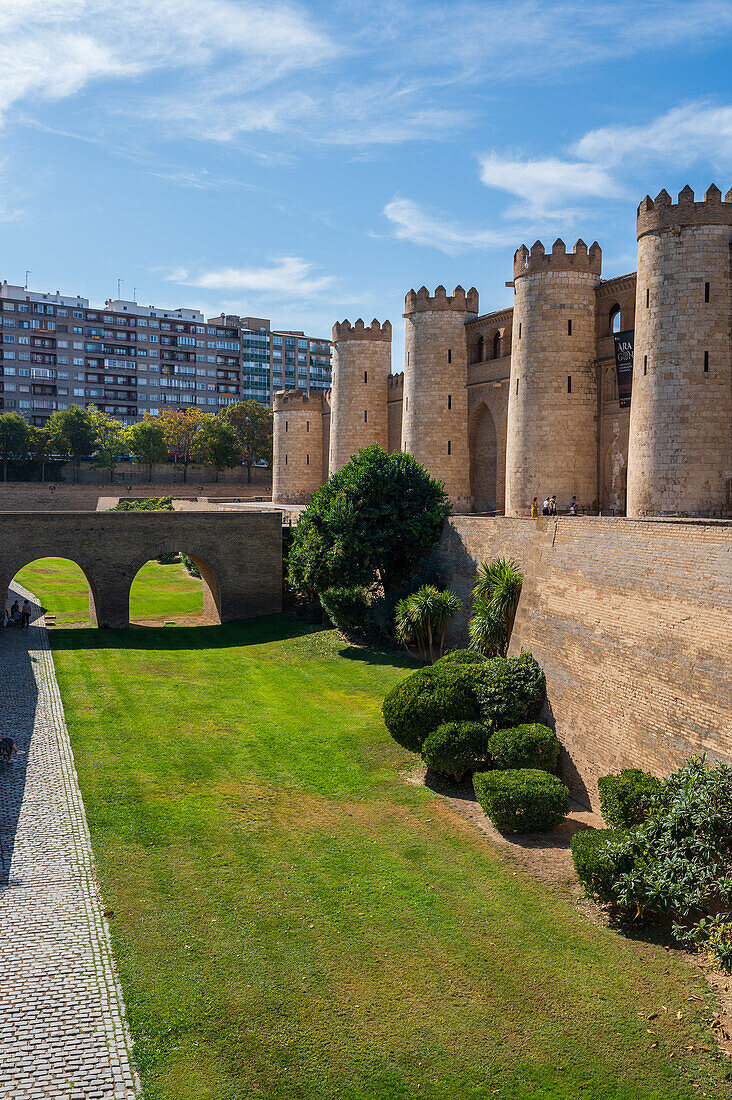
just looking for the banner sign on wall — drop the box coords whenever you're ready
[613,330,634,408]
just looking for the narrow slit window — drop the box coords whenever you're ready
[407,352,410,365]
[405,396,408,410]
[518,322,522,339]
[705,282,710,302]
[306,420,309,432]
[364,370,368,383]
[285,420,288,432]
[516,378,519,395]
[447,440,451,455]
[567,375,572,393]
[447,394,452,409]
[364,409,368,422]
[306,454,310,465]
[643,354,648,375]
[704,350,709,372]
[447,348,452,364]
[646,288,650,308]
[285,454,288,465]
[567,319,572,336]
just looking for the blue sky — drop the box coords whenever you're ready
[2,0,732,359]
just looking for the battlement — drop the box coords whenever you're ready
[332,318,391,342]
[513,239,602,280]
[388,371,404,396]
[404,285,479,315]
[636,184,732,238]
[272,388,325,413]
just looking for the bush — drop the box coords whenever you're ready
[598,768,661,828]
[421,721,491,780]
[473,768,570,833]
[490,723,559,773]
[321,586,372,637]
[432,650,489,671]
[180,553,201,578]
[570,828,627,904]
[382,666,481,754]
[474,650,546,729]
[113,496,173,511]
[157,552,178,565]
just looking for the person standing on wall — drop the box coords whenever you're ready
[542,497,550,516]
[531,497,538,518]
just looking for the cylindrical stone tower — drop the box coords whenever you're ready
[627,184,732,517]
[272,389,325,505]
[504,239,601,516]
[329,318,391,475]
[402,285,477,512]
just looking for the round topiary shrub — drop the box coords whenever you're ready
[473,768,570,833]
[382,666,481,754]
[570,827,627,904]
[431,650,489,671]
[489,723,560,773]
[597,768,662,828]
[473,650,546,730]
[421,720,491,780]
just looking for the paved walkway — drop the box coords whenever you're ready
[0,584,138,1099]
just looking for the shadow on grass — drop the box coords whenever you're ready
[48,613,324,652]
[338,643,421,671]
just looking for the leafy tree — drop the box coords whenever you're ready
[88,406,126,483]
[124,416,168,482]
[287,445,450,596]
[469,558,524,657]
[197,414,239,482]
[25,424,54,483]
[47,405,96,482]
[0,411,28,482]
[395,585,461,663]
[158,407,204,483]
[221,400,273,483]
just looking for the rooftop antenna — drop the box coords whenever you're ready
[24,270,31,290]
[133,286,138,302]
[117,277,123,299]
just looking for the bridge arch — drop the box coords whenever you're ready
[126,544,221,625]
[7,553,102,626]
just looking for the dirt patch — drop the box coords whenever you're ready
[402,762,732,1057]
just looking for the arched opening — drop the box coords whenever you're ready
[493,331,501,359]
[128,551,220,626]
[11,557,99,627]
[603,424,629,515]
[469,402,498,514]
[609,304,622,333]
[470,335,484,365]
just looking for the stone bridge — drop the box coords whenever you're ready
[0,510,282,628]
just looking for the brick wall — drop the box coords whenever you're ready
[438,515,732,807]
[0,481,271,513]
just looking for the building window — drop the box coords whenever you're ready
[609,305,621,333]
[518,322,522,339]
[704,351,709,372]
[516,378,519,395]
[285,421,288,432]
[447,349,452,363]
[364,370,367,384]
[306,454,310,465]
[285,454,288,465]
[306,420,310,432]
[447,440,451,455]
[567,319,572,336]
[705,282,710,303]
[567,375,572,393]
[646,288,650,308]
[644,355,648,375]
[493,332,501,359]
[447,394,451,409]
[364,409,367,423]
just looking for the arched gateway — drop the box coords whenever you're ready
[1,511,282,629]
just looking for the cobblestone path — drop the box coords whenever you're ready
[0,584,139,1099]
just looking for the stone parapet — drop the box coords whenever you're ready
[513,239,602,280]
[332,318,391,342]
[404,285,479,316]
[636,184,732,239]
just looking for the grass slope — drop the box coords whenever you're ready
[15,556,202,625]
[41,617,729,1100]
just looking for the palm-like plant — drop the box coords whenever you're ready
[468,558,523,657]
[395,585,461,663]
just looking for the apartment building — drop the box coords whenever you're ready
[0,283,332,426]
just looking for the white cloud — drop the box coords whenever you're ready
[573,101,732,170]
[383,197,514,253]
[477,153,624,217]
[169,257,335,298]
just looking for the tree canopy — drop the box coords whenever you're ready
[221,400,273,482]
[0,411,28,482]
[287,444,451,595]
[88,406,126,482]
[157,407,204,482]
[47,405,97,479]
[124,416,169,482]
[196,415,239,480]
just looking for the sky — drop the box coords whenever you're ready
[2,0,732,363]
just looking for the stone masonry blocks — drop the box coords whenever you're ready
[272,389,326,505]
[329,319,391,474]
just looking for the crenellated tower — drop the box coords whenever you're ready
[627,185,732,517]
[329,318,391,475]
[401,285,478,512]
[272,389,325,505]
[504,238,601,516]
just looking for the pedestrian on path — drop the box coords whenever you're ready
[21,599,31,629]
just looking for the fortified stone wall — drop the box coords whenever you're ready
[438,515,732,807]
[0,481,271,512]
[329,319,391,474]
[272,390,325,505]
[387,372,404,454]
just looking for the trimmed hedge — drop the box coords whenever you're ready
[570,828,626,904]
[473,768,570,833]
[490,723,559,773]
[432,650,489,671]
[597,768,661,828]
[474,650,546,729]
[382,666,481,754]
[421,720,491,779]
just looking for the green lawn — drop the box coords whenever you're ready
[32,611,729,1100]
[15,556,203,625]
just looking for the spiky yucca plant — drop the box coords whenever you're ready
[468,558,523,657]
[395,585,461,664]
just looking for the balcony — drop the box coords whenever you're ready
[31,367,57,380]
